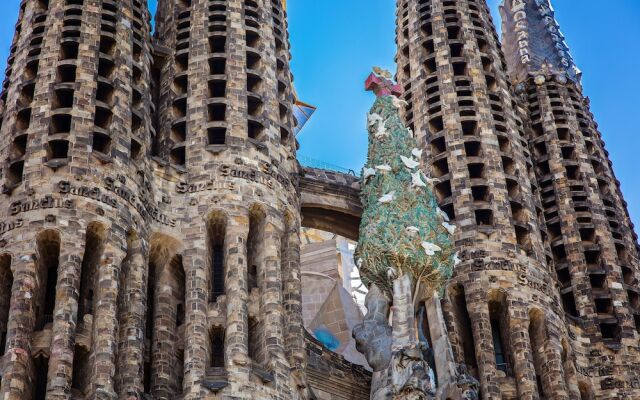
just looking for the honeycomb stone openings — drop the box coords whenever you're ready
[395,0,571,398]
[500,0,640,398]
[0,0,637,399]
[0,0,312,398]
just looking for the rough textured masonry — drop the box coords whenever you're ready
[0,0,636,399]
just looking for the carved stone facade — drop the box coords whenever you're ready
[0,0,320,399]
[393,0,640,399]
[0,0,637,399]
[500,1,640,398]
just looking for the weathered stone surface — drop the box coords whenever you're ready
[0,0,636,399]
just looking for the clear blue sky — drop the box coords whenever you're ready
[0,1,637,231]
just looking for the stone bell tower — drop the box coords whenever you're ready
[0,0,308,399]
[502,0,640,398]
[0,0,155,398]
[150,0,305,399]
[394,0,576,398]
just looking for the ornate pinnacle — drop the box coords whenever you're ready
[365,67,403,98]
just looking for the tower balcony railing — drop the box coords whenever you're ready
[297,155,356,176]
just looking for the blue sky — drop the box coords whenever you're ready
[0,1,637,231]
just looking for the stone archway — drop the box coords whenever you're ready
[299,167,362,241]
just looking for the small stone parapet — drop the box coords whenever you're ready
[306,331,372,400]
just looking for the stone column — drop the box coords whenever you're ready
[182,246,208,399]
[541,333,571,400]
[91,243,125,400]
[391,275,416,349]
[509,309,538,400]
[281,217,307,385]
[225,214,250,381]
[0,252,37,400]
[46,235,85,399]
[467,299,502,400]
[560,340,581,399]
[262,216,288,392]
[115,234,148,399]
[425,294,457,386]
[151,263,179,400]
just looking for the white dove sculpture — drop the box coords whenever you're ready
[400,155,420,169]
[378,191,396,204]
[421,241,443,256]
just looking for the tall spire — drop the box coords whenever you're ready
[500,0,581,83]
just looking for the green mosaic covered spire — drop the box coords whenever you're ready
[355,69,458,300]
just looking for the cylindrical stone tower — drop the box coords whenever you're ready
[151,0,305,399]
[502,0,640,398]
[395,0,572,398]
[0,0,156,399]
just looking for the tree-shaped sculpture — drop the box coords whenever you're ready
[355,68,457,302]
[353,68,464,400]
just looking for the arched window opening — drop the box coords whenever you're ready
[491,319,508,374]
[176,303,184,327]
[166,254,186,397]
[78,223,106,323]
[0,255,12,355]
[247,207,265,293]
[144,361,152,395]
[145,234,184,397]
[210,326,225,369]
[175,348,184,394]
[71,344,91,396]
[36,230,61,331]
[489,292,512,377]
[169,255,186,329]
[143,260,157,394]
[72,225,105,397]
[529,309,548,399]
[208,212,226,302]
[248,264,258,291]
[450,285,478,379]
[248,316,263,365]
[34,354,49,400]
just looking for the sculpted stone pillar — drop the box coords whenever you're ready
[151,261,179,400]
[182,246,209,399]
[46,235,85,399]
[467,300,502,400]
[540,334,571,400]
[281,216,308,395]
[390,275,435,399]
[424,295,454,386]
[224,214,250,381]
[261,216,288,392]
[115,234,148,399]
[91,243,125,400]
[509,311,538,400]
[0,252,37,400]
[353,285,392,399]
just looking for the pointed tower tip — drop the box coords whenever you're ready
[500,0,580,84]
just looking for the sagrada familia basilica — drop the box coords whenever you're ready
[0,0,637,399]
